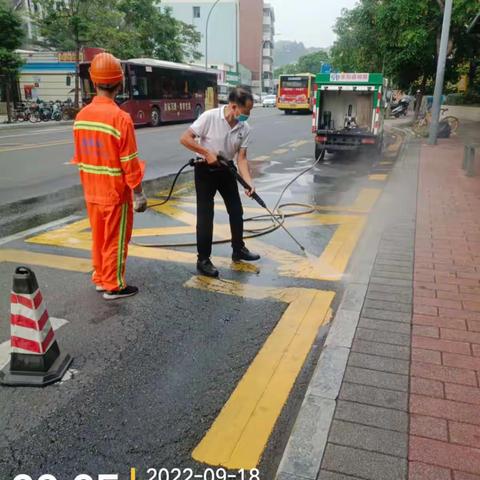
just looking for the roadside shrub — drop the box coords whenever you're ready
[446,93,480,106]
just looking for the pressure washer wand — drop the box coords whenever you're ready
[217,156,306,252]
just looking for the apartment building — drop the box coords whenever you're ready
[162,0,239,69]
[262,3,275,93]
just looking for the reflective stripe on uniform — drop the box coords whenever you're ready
[120,151,138,163]
[77,163,122,176]
[74,120,121,140]
[117,202,128,290]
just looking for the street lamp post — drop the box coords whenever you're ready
[205,0,222,71]
[428,0,453,145]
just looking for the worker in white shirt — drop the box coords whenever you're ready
[180,86,260,277]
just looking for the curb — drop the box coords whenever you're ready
[275,132,409,480]
[0,120,74,131]
[0,171,193,239]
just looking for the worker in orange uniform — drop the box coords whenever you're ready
[72,52,147,300]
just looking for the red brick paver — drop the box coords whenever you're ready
[409,140,480,479]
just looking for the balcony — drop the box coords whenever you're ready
[263,78,273,89]
[263,47,273,59]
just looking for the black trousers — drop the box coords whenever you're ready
[195,165,245,260]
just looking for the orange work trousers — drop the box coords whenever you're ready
[86,201,133,292]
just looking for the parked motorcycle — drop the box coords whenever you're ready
[51,101,62,121]
[391,97,410,118]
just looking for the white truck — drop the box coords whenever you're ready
[312,73,387,159]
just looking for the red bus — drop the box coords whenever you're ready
[79,58,218,126]
[276,73,316,114]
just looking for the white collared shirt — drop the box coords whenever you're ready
[189,106,251,160]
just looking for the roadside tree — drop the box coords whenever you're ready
[0,0,24,123]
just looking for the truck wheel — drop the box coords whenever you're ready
[315,143,326,160]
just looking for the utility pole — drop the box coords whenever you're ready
[428,0,453,145]
[205,0,221,71]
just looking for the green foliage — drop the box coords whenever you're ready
[330,0,480,92]
[0,0,24,52]
[35,0,201,63]
[0,0,24,121]
[274,50,330,77]
[446,92,480,106]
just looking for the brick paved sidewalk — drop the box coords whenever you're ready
[276,130,480,480]
[409,138,480,479]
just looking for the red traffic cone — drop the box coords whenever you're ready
[0,266,72,387]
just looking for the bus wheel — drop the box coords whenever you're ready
[150,107,161,127]
[285,110,291,115]
[195,105,203,119]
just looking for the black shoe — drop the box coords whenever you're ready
[103,285,139,301]
[232,247,261,262]
[197,258,219,277]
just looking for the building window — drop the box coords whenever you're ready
[66,76,71,86]
[193,6,200,18]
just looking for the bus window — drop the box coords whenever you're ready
[130,65,149,98]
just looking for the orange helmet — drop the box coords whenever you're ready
[89,52,123,86]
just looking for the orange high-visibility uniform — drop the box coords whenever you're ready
[72,96,144,291]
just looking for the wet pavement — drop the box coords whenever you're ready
[0,110,401,479]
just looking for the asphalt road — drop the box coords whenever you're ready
[0,108,396,480]
[0,107,307,205]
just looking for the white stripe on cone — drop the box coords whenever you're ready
[0,317,69,368]
[11,324,53,344]
[11,302,47,322]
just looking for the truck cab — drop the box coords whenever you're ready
[312,73,386,159]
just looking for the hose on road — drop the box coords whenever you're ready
[133,143,325,249]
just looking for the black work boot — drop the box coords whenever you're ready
[232,247,261,262]
[197,258,219,277]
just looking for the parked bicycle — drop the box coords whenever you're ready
[10,99,79,123]
[412,107,459,137]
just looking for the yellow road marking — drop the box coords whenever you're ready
[250,155,270,162]
[132,226,194,237]
[350,188,382,212]
[153,181,195,199]
[290,140,309,148]
[186,276,334,468]
[272,148,289,155]
[0,248,91,272]
[278,216,366,280]
[0,139,72,153]
[25,219,257,274]
[315,188,381,213]
[26,206,366,281]
[369,174,388,181]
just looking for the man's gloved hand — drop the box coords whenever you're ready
[134,191,148,213]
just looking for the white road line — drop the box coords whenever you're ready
[0,127,72,140]
[0,317,69,369]
[0,215,81,246]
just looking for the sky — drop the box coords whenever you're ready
[267,0,358,48]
